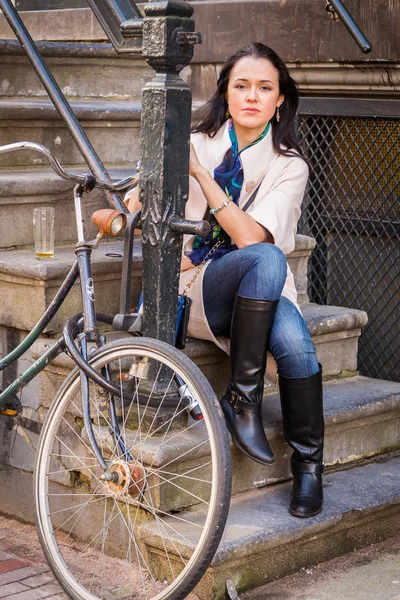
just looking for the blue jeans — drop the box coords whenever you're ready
[203,243,319,379]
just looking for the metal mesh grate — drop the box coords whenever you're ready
[298,112,399,382]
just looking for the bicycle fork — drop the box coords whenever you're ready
[72,185,132,480]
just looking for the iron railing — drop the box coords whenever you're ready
[297,98,399,382]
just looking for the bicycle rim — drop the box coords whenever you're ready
[34,337,231,600]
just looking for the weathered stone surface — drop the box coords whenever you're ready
[0,417,38,473]
[190,0,399,64]
[287,234,315,304]
[141,456,400,600]
[0,56,151,100]
[302,303,368,375]
[0,166,133,250]
[242,533,400,600]
[0,102,140,168]
[0,240,142,332]
[0,98,142,120]
[0,464,35,523]
[0,8,108,42]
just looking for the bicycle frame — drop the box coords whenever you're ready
[0,185,143,473]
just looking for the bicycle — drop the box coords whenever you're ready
[0,141,232,600]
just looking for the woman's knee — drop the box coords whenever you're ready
[239,243,286,277]
[236,244,287,300]
[269,299,319,378]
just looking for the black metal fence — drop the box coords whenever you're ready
[297,98,399,382]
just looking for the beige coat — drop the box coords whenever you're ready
[179,120,309,381]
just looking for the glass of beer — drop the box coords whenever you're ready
[33,207,55,260]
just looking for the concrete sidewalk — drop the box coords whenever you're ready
[243,532,400,600]
[0,513,398,600]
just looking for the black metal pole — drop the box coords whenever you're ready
[0,0,127,212]
[120,210,142,314]
[327,0,372,54]
[140,0,200,343]
[75,245,98,335]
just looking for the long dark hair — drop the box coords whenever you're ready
[192,42,306,162]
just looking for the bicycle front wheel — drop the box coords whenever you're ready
[35,337,232,600]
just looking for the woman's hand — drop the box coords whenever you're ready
[189,143,206,179]
[192,162,270,248]
[181,255,195,272]
[124,181,140,214]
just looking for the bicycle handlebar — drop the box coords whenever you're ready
[0,142,137,191]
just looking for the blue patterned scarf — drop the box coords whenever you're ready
[189,120,270,266]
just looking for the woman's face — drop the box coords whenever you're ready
[225,56,284,135]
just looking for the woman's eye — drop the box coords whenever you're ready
[261,86,271,91]
[235,84,246,90]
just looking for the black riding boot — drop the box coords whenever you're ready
[279,365,324,518]
[220,294,279,465]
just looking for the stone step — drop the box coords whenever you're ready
[182,300,368,397]
[0,240,143,334]
[0,235,315,332]
[0,9,109,45]
[0,47,151,101]
[140,455,400,600]
[0,99,140,168]
[31,369,398,512]
[0,166,134,250]
[31,298,366,386]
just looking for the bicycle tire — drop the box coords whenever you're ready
[34,337,232,600]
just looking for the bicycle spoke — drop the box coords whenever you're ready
[145,479,177,582]
[145,469,210,506]
[35,340,230,600]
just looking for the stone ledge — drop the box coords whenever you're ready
[0,53,151,100]
[0,39,117,59]
[0,235,314,331]
[0,9,110,43]
[0,99,142,121]
[0,240,142,332]
[301,303,368,337]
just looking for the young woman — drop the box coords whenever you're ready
[125,43,324,518]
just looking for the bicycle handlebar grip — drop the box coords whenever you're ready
[169,218,211,238]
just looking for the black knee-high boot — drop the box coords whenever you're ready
[279,365,324,517]
[220,294,279,465]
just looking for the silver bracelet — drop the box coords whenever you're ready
[210,198,231,216]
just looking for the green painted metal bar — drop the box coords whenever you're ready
[0,261,79,371]
[0,341,64,406]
